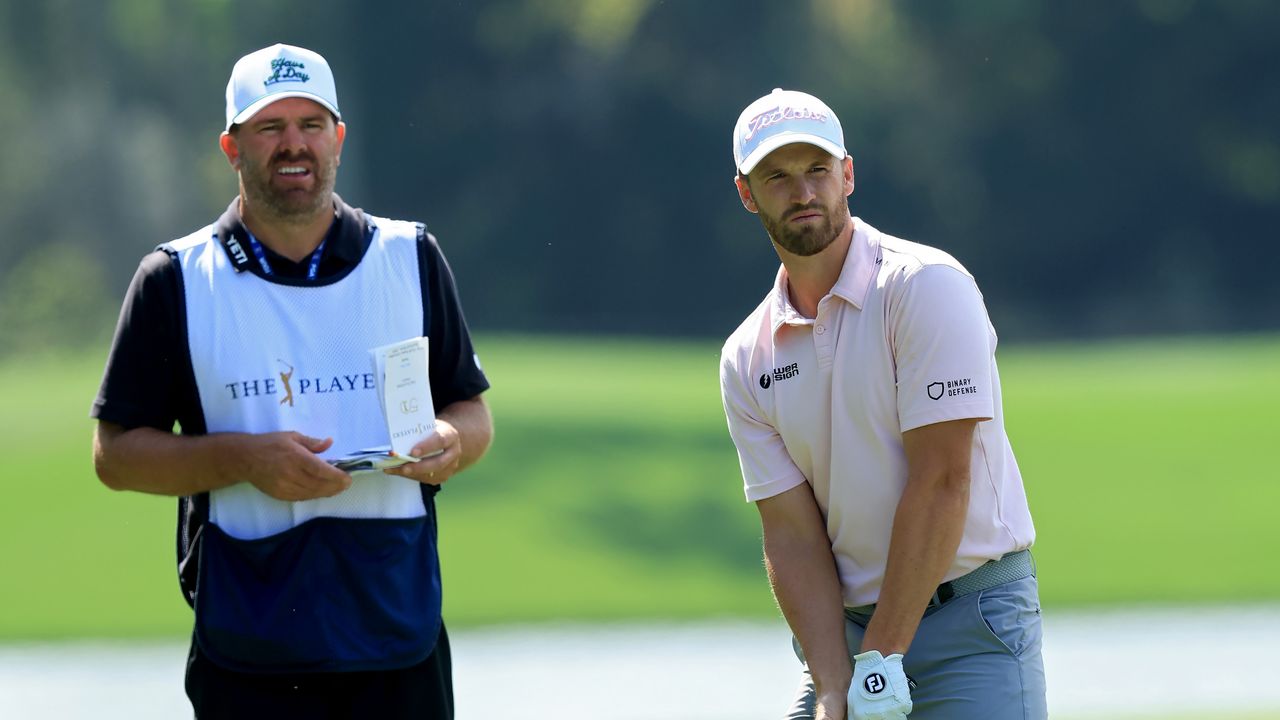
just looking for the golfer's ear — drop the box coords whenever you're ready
[220,131,241,170]
[736,174,758,213]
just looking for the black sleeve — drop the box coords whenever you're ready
[91,250,203,433]
[418,229,490,411]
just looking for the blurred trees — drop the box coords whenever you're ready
[0,0,1276,358]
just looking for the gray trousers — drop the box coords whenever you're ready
[786,575,1047,719]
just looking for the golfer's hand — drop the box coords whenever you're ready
[242,432,352,501]
[383,419,461,486]
[848,651,913,720]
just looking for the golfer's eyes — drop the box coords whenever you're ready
[765,166,828,181]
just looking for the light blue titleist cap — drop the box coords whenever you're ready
[224,43,341,130]
[733,88,846,174]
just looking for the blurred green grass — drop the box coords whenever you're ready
[0,333,1277,640]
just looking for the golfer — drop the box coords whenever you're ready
[719,88,1046,719]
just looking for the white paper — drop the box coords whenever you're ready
[327,336,437,473]
[378,336,436,457]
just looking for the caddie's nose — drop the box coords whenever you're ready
[279,122,307,153]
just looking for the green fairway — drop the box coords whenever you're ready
[0,333,1277,640]
[999,335,1280,607]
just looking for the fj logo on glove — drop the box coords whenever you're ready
[864,673,886,694]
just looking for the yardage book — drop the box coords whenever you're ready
[329,336,437,474]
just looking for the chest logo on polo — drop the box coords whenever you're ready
[927,378,977,400]
[759,362,800,389]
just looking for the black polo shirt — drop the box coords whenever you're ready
[93,195,489,437]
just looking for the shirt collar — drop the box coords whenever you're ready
[831,217,879,309]
[214,193,370,275]
[769,216,881,334]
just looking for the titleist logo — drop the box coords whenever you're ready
[744,105,829,141]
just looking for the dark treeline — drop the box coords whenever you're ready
[1,0,1277,355]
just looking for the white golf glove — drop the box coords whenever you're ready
[848,650,913,720]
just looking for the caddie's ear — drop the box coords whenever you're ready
[334,121,347,165]
[735,174,759,214]
[843,155,855,197]
[219,131,241,170]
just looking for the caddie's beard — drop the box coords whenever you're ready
[761,200,849,257]
[239,149,338,223]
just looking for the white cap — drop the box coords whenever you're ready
[224,44,341,130]
[732,88,846,175]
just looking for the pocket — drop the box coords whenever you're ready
[974,576,1043,658]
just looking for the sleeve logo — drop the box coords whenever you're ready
[928,378,978,400]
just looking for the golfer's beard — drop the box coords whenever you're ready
[240,153,337,222]
[761,202,847,257]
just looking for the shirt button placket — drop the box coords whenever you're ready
[814,306,834,369]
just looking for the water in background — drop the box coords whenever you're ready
[2,606,1278,719]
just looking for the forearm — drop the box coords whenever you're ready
[436,396,492,472]
[861,474,968,654]
[764,515,852,696]
[94,423,248,496]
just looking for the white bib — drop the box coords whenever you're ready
[169,217,428,540]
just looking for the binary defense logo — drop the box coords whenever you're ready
[929,378,978,400]
[265,58,309,87]
[864,673,886,694]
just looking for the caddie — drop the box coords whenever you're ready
[91,43,492,719]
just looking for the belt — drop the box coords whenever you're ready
[847,549,1034,616]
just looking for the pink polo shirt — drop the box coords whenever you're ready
[719,218,1035,607]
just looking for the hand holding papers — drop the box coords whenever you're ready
[329,337,437,474]
[374,336,436,457]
